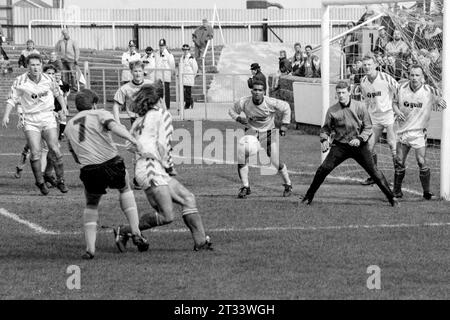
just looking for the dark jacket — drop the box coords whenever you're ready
[279,57,292,74]
[247,70,267,90]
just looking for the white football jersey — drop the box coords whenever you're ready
[229,96,291,133]
[130,107,173,165]
[397,82,442,134]
[7,73,60,114]
[360,71,399,123]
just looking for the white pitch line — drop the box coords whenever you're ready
[41,221,450,236]
[1,207,449,237]
[0,208,60,235]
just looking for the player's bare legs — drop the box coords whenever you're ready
[385,124,397,161]
[393,142,410,198]
[42,128,67,193]
[266,135,292,197]
[363,125,384,185]
[15,143,30,178]
[415,146,432,199]
[83,191,103,257]
[25,130,47,194]
[168,178,209,249]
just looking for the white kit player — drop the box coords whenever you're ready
[393,65,446,200]
[2,53,68,195]
[113,60,176,188]
[65,89,149,259]
[229,80,293,199]
[113,83,213,252]
[359,54,403,185]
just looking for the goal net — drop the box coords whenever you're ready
[325,1,444,195]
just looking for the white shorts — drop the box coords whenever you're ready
[371,112,395,128]
[24,111,57,133]
[398,130,427,149]
[135,158,171,190]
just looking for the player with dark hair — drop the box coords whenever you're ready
[65,88,149,259]
[393,65,446,199]
[2,53,68,195]
[301,81,398,206]
[113,84,213,252]
[229,79,293,198]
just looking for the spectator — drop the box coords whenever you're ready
[141,46,156,83]
[192,18,214,65]
[55,29,80,91]
[0,53,13,75]
[349,57,364,85]
[121,40,141,85]
[301,45,321,78]
[291,52,304,77]
[290,42,304,63]
[385,30,409,60]
[374,51,386,72]
[18,40,40,68]
[385,54,403,81]
[179,44,198,109]
[155,38,175,109]
[47,51,63,71]
[278,50,292,75]
[374,27,389,55]
[247,63,267,92]
[341,21,359,72]
[0,24,8,61]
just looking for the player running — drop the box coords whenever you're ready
[113,83,213,252]
[359,54,403,185]
[113,61,176,188]
[393,65,446,200]
[301,81,398,207]
[65,89,149,259]
[229,80,293,198]
[2,53,68,195]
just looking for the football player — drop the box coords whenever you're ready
[113,61,176,189]
[2,53,68,195]
[394,65,446,199]
[113,83,213,252]
[228,80,293,198]
[359,53,403,185]
[65,89,149,259]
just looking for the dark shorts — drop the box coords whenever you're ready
[80,156,127,195]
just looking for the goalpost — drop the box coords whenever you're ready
[321,0,450,200]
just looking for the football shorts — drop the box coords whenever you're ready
[135,157,171,190]
[397,129,427,149]
[24,111,57,133]
[370,110,395,127]
[257,129,280,158]
[80,156,127,195]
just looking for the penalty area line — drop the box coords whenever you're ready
[0,208,60,235]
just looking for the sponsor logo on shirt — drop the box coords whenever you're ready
[31,91,49,100]
[367,91,382,98]
[403,101,423,109]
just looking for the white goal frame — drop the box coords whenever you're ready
[321,0,450,200]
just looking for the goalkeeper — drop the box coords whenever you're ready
[229,80,293,199]
[301,81,397,207]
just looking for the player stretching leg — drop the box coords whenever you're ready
[65,89,148,259]
[113,61,176,190]
[229,80,292,198]
[359,54,403,185]
[301,81,398,207]
[394,65,446,200]
[2,54,68,195]
[114,84,212,252]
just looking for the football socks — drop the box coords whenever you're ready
[83,208,98,254]
[119,190,141,236]
[238,164,250,188]
[278,164,291,186]
[182,211,207,248]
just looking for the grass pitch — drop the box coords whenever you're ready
[0,118,449,300]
